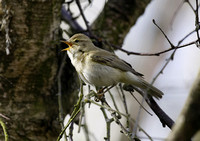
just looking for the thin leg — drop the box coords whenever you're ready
[95,85,115,101]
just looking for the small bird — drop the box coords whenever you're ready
[62,33,163,99]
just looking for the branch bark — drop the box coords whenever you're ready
[124,85,174,129]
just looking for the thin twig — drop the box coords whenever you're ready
[195,0,200,45]
[80,102,90,141]
[132,87,174,128]
[110,39,197,56]
[69,122,74,141]
[129,91,152,116]
[75,0,91,33]
[119,84,130,128]
[108,90,120,112]
[57,89,84,141]
[151,54,172,84]
[57,53,67,138]
[100,99,133,140]
[0,118,8,141]
[77,78,84,133]
[132,91,148,138]
[151,21,199,84]
[110,18,198,57]
[186,0,195,11]
[100,107,113,141]
[178,29,196,45]
[57,108,81,141]
[87,95,153,140]
[153,19,175,48]
[61,5,83,32]
[0,113,10,120]
[86,99,128,118]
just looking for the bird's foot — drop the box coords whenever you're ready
[94,87,107,102]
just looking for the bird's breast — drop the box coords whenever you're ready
[68,51,123,87]
[81,61,122,87]
[67,51,86,72]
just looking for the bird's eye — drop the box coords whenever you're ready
[74,39,79,43]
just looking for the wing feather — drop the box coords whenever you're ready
[90,50,143,77]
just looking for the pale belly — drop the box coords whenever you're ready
[80,63,123,87]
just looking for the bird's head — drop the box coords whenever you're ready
[61,33,94,54]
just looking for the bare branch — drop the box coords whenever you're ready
[131,86,174,128]
[0,113,10,120]
[100,98,133,140]
[0,118,8,141]
[57,53,67,137]
[75,0,91,34]
[100,107,113,141]
[186,0,195,11]
[153,19,175,48]
[57,84,84,141]
[61,5,83,32]
[119,84,130,128]
[195,0,200,45]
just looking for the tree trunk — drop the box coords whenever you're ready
[0,0,63,140]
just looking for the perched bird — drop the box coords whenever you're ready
[62,33,163,99]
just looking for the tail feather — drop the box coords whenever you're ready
[139,79,163,99]
[123,72,164,99]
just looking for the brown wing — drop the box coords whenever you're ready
[91,50,143,77]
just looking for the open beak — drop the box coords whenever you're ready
[61,40,73,51]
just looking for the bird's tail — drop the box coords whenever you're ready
[123,72,163,99]
[137,78,163,99]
